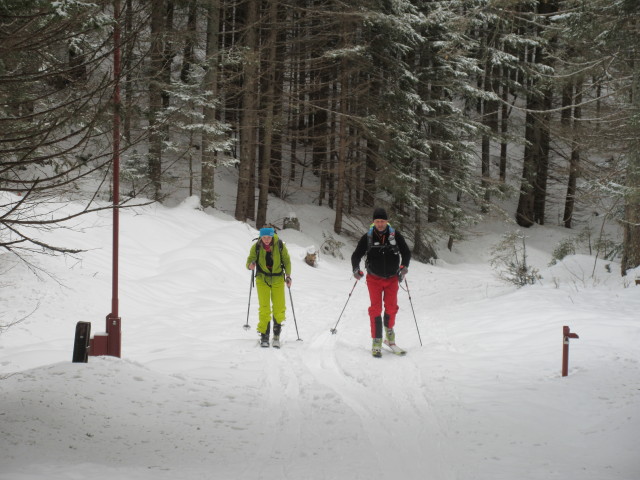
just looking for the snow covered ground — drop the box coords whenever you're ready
[1,193,639,480]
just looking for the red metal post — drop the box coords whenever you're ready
[90,333,109,357]
[106,0,122,358]
[562,326,579,377]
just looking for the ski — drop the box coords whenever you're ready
[257,337,280,348]
[383,339,407,355]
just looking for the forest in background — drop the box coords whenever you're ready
[1,0,640,272]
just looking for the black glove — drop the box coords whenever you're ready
[353,268,364,280]
[397,265,407,283]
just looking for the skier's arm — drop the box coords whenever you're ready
[396,232,411,269]
[281,243,292,276]
[246,244,258,269]
[351,235,368,271]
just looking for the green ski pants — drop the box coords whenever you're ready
[256,275,286,334]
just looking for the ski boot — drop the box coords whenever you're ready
[384,326,396,345]
[383,327,406,355]
[260,332,270,348]
[372,338,382,358]
[272,321,282,349]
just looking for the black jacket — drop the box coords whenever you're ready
[351,226,411,278]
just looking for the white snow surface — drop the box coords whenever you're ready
[1,194,639,480]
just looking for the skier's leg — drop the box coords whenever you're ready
[271,277,286,326]
[366,276,383,356]
[371,315,383,339]
[382,276,399,329]
[367,275,384,336]
[255,276,272,334]
[272,320,281,337]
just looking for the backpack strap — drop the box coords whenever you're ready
[367,224,396,252]
[254,238,284,277]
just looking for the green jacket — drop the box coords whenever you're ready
[246,234,291,278]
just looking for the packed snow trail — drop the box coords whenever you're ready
[116,209,458,479]
[113,201,460,478]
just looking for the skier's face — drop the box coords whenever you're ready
[373,219,388,232]
[261,235,273,245]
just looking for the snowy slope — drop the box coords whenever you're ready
[1,194,639,480]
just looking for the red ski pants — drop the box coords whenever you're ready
[366,274,399,338]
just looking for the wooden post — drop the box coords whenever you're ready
[562,326,579,377]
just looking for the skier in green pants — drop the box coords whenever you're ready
[246,227,292,348]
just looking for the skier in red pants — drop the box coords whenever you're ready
[351,208,411,357]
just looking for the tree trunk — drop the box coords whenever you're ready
[516,106,538,227]
[563,78,582,228]
[481,125,491,212]
[532,0,557,225]
[363,142,377,207]
[268,23,285,198]
[532,87,552,225]
[333,58,348,235]
[481,55,499,212]
[328,85,337,210]
[123,0,133,145]
[180,0,198,84]
[161,1,174,126]
[499,76,509,183]
[148,0,165,200]
[412,158,437,262]
[256,0,279,228]
[234,0,260,222]
[312,73,329,180]
[201,0,220,208]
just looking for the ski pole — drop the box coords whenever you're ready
[330,280,359,334]
[287,285,302,341]
[404,278,422,346]
[244,269,254,330]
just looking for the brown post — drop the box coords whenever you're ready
[106,0,123,357]
[106,314,121,357]
[562,326,579,377]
